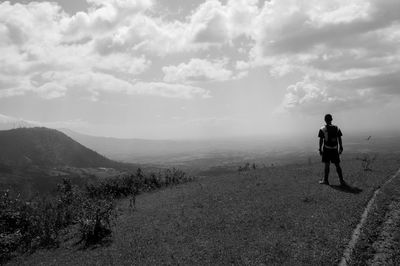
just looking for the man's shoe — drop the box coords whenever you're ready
[319,180,329,185]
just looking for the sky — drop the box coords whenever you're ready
[0,0,399,139]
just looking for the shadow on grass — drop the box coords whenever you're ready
[71,233,113,251]
[330,184,363,194]
[75,238,113,251]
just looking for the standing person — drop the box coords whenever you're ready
[318,114,346,186]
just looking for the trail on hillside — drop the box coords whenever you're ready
[339,169,400,266]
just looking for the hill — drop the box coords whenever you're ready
[0,127,116,168]
[0,127,140,196]
[7,153,400,265]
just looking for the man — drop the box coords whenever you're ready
[318,114,346,186]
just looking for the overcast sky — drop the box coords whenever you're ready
[0,0,399,139]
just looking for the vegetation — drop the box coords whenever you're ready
[237,162,257,173]
[8,153,399,265]
[0,167,193,264]
[356,153,378,171]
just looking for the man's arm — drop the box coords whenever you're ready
[338,136,343,154]
[319,137,323,155]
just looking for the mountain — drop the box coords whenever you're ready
[0,127,145,197]
[0,127,117,168]
[59,128,201,163]
[59,129,260,165]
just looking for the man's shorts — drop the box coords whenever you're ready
[322,148,340,163]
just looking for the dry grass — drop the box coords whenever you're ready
[7,153,400,266]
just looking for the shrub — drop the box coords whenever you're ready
[85,168,192,198]
[0,191,61,263]
[0,179,116,262]
[1,167,192,262]
[357,153,378,171]
[76,197,115,246]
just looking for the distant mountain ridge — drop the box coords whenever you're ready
[59,128,197,163]
[0,127,117,168]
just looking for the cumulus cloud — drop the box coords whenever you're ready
[281,79,339,113]
[61,0,153,43]
[1,0,400,110]
[91,15,195,56]
[88,0,260,55]
[280,77,390,114]
[0,0,215,100]
[252,0,400,56]
[192,0,258,42]
[163,58,232,83]
[243,0,400,112]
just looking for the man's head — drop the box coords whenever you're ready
[324,114,333,124]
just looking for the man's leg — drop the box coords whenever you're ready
[320,162,330,184]
[324,162,330,181]
[334,162,346,185]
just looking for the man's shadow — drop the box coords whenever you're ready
[330,184,363,194]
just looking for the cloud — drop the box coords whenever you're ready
[279,77,391,114]
[281,79,338,113]
[19,71,209,100]
[191,0,259,43]
[0,1,62,47]
[1,1,202,100]
[252,0,400,56]
[1,0,399,111]
[240,0,400,112]
[89,0,260,55]
[93,54,152,75]
[91,15,195,56]
[87,0,153,10]
[36,82,67,99]
[127,82,211,99]
[162,58,233,83]
[61,0,153,43]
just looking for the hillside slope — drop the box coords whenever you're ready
[8,153,400,265]
[0,127,116,168]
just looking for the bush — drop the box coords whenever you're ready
[76,197,115,246]
[86,167,192,198]
[0,191,61,263]
[0,179,115,262]
[1,167,192,263]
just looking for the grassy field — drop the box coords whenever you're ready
[7,153,400,265]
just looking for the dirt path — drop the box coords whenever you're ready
[339,169,400,266]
